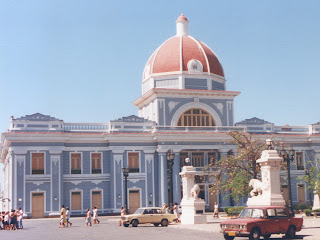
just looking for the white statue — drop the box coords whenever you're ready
[247,142,286,207]
[191,184,200,199]
[249,179,264,197]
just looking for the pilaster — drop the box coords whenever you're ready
[49,149,62,216]
[13,150,26,211]
[144,150,155,206]
[112,150,124,210]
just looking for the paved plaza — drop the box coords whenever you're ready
[1,214,320,240]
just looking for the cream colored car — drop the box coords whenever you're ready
[121,207,176,227]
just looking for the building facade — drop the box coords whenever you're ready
[1,15,320,217]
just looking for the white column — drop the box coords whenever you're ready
[159,152,168,205]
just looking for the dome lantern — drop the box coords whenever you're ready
[176,14,189,36]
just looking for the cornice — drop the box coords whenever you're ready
[133,88,240,107]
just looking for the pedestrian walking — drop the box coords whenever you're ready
[59,205,66,228]
[213,202,219,219]
[66,207,72,227]
[119,206,126,226]
[93,206,100,224]
[18,208,23,229]
[85,209,92,226]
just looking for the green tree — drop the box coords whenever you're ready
[298,160,320,195]
[208,131,266,205]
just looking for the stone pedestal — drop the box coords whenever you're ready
[247,150,286,206]
[312,192,320,210]
[179,166,206,224]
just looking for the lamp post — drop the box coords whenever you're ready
[122,167,129,214]
[279,147,295,213]
[166,149,175,207]
[305,168,312,205]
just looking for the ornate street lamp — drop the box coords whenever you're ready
[279,147,295,214]
[122,167,129,214]
[305,168,312,205]
[166,149,175,207]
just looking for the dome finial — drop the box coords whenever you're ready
[176,14,189,36]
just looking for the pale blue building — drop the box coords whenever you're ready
[1,15,319,217]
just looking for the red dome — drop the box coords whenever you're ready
[144,35,224,79]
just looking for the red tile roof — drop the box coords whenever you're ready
[144,36,224,77]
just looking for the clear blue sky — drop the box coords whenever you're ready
[1,0,320,131]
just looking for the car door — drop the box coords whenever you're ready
[151,209,161,223]
[276,208,290,233]
[265,208,280,234]
[139,209,150,224]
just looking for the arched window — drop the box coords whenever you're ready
[177,108,215,126]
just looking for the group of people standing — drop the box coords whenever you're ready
[0,208,23,230]
[162,202,180,223]
[59,205,100,228]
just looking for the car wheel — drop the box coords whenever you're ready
[154,223,159,227]
[263,234,271,240]
[161,219,168,227]
[131,219,139,227]
[223,235,235,240]
[123,224,129,227]
[285,226,296,238]
[249,228,261,240]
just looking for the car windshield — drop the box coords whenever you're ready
[238,208,264,219]
[133,208,144,214]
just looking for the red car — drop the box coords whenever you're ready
[220,206,303,240]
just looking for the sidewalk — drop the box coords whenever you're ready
[169,213,320,240]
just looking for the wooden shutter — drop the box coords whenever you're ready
[71,192,81,210]
[92,191,102,209]
[91,153,101,172]
[71,153,81,174]
[128,152,139,172]
[32,153,44,174]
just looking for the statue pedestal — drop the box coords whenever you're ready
[247,193,285,206]
[247,150,285,207]
[180,199,206,224]
[180,166,207,224]
[312,192,320,210]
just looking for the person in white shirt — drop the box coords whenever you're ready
[66,207,72,227]
[92,206,100,224]
[85,209,92,226]
[173,202,180,223]
[213,202,219,218]
[4,212,10,230]
[18,208,23,229]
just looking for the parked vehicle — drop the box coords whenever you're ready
[121,207,176,227]
[220,206,303,240]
